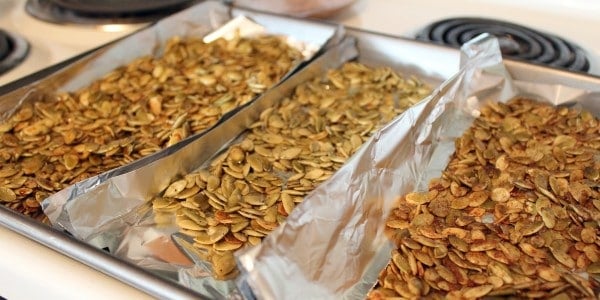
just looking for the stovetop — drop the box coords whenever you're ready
[1,0,600,299]
[2,0,600,89]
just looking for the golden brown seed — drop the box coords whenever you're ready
[229,147,245,162]
[0,166,19,178]
[194,225,229,245]
[486,276,504,288]
[148,95,162,115]
[450,197,470,210]
[177,219,203,231]
[0,187,17,202]
[549,240,575,269]
[539,207,556,229]
[580,227,596,244]
[21,156,44,174]
[411,213,434,227]
[213,240,243,251]
[491,187,510,202]
[405,192,429,205]
[281,195,295,216]
[280,147,302,160]
[462,284,494,299]
[164,179,187,198]
[212,252,237,279]
[587,262,600,274]
[537,266,561,282]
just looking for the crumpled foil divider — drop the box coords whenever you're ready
[233,34,534,300]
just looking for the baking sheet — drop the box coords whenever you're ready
[235,33,600,299]
[38,25,459,298]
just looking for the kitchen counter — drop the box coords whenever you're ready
[0,226,152,299]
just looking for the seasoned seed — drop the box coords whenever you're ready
[164,179,187,198]
[213,239,243,251]
[194,225,229,245]
[411,213,434,226]
[0,187,17,202]
[539,207,556,229]
[587,262,600,274]
[462,284,494,298]
[21,156,44,174]
[522,221,545,236]
[580,227,596,244]
[280,147,302,160]
[177,219,203,231]
[451,196,471,210]
[175,186,200,199]
[549,240,576,268]
[0,166,19,178]
[405,192,429,205]
[537,266,561,282]
[211,251,237,279]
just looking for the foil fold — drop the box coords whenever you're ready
[235,33,600,299]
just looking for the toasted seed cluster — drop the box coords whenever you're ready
[0,35,302,222]
[152,62,431,279]
[369,98,600,299]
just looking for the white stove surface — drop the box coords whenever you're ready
[1,0,600,299]
[331,0,600,76]
[0,0,143,87]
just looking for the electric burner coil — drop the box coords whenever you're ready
[26,0,199,24]
[417,18,590,73]
[0,30,30,76]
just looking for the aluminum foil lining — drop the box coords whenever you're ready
[39,28,356,298]
[235,33,600,299]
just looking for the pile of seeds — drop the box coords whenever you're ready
[369,98,600,299]
[0,35,302,222]
[152,62,431,279]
